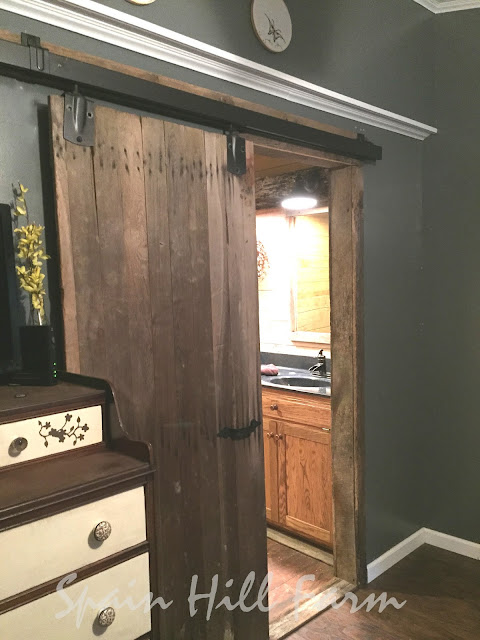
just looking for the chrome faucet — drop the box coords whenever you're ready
[309,349,328,378]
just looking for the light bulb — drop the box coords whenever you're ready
[281,196,318,211]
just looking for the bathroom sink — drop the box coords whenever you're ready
[261,365,331,395]
[269,376,330,388]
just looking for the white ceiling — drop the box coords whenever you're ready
[413,0,480,13]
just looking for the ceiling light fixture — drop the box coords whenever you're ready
[281,195,318,210]
[281,173,319,211]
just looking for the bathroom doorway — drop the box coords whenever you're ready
[251,138,365,637]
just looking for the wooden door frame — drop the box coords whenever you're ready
[246,136,366,586]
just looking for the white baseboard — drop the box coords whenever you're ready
[367,528,480,583]
[424,528,480,560]
[367,529,426,583]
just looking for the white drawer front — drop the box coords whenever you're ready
[0,553,151,639]
[0,405,103,467]
[0,487,146,601]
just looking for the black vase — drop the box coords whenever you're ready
[14,325,57,386]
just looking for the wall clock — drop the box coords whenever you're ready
[125,0,157,5]
[251,0,292,53]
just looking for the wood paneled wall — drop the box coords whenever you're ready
[293,213,330,334]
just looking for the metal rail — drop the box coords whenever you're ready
[0,36,382,162]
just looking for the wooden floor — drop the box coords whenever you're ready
[289,545,480,640]
[268,538,334,627]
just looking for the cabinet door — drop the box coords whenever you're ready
[263,420,279,522]
[278,422,332,546]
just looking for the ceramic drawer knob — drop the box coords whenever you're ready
[97,606,116,627]
[93,520,112,542]
[10,437,28,454]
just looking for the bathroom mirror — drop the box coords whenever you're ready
[289,210,331,345]
[256,209,330,353]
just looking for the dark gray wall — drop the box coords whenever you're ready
[0,0,434,562]
[423,11,480,542]
[96,0,434,121]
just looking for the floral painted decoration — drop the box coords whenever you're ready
[38,413,90,448]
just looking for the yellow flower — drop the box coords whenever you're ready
[12,185,48,320]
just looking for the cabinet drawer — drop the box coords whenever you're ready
[262,389,331,429]
[0,405,103,468]
[0,553,151,639]
[0,487,146,601]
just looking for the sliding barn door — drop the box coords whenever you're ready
[50,96,268,640]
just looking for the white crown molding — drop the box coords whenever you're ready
[413,0,480,13]
[0,0,437,141]
[367,528,480,583]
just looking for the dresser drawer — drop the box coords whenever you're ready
[0,405,103,468]
[262,389,331,428]
[0,487,146,601]
[0,552,151,639]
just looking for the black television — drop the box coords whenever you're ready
[0,203,20,376]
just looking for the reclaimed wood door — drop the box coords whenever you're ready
[49,96,268,640]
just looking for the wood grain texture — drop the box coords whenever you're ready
[0,447,151,531]
[254,155,309,179]
[267,538,334,629]
[94,104,155,433]
[245,136,361,169]
[262,389,332,547]
[293,213,330,334]
[264,421,279,522]
[0,382,104,423]
[351,167,366,587]
[267,528,334,566]
[278,422,332,546]
[255,167,329,211]
[330,166,366,585]
[49,97,81,372]
[262,388,331,429]
[269,577,353,640]
[289,546,480,640]
[51,99,268,639]
[221,139,269,638]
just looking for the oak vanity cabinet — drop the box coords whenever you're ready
[0,375,155,640]
[262,389,332,547]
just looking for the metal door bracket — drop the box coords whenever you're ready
[63,88,95,147]
[20,33,49,73]
[227,132,246,176]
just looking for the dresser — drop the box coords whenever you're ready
[0,373,155,639]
